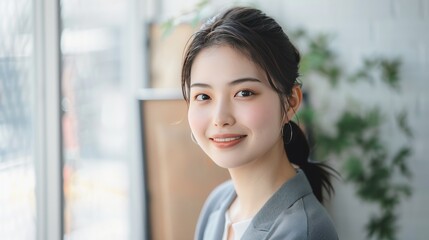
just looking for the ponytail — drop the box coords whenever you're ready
[284,121,336,203]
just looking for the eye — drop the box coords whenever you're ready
[235,90,255,97]
[195,93,211,101]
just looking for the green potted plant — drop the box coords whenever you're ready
[293,30,413,240]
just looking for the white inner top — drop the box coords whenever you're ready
[221,211,253,240]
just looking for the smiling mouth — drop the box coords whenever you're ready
[209,135,247,148]
[211,136,245,142]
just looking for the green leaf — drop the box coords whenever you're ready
[380,58,401,90]
[396,110,413,138]
[344,156,365,182]
[161,20,175,38]
[366,211,397,240]
[394,184,412,198]
[392,147,413,178]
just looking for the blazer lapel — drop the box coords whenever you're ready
[241,170,312,240]
[203,210,225,240]
[203,190,237,240]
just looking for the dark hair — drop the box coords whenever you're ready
[181,6,335,202]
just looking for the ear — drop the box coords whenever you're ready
[284,85,303,123]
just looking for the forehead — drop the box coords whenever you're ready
[190,45,267,84]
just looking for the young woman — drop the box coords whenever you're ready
[181,6,338,240]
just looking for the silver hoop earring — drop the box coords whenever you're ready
[191,133,197,144]
[283,122,293,144]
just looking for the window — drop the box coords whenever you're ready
[60,0,132,239]
[0,0,36,239]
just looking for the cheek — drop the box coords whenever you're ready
[240,98,282,131]
[187,105,208,136]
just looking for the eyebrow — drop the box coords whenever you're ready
[190,77,262,88]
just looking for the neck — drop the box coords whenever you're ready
[227,143,296,222]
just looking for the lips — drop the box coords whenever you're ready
[209,134,246,148]
[212,136,243,142]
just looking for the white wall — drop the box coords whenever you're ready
[155,0,429,239]
[269,1,429,239]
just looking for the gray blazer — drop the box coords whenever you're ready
[195,170,338,240]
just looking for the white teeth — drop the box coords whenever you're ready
[213,137,242,142]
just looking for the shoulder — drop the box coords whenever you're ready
[269,193,338,240]
[204,180,235,209]
[302,194,338,239]
[197,180,234,219]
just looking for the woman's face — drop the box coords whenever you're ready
[188,45,286,169]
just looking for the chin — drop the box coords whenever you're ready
[211,158,250,169]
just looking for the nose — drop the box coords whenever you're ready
[213,98,235,127]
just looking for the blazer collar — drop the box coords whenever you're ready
[243,170,313,238]
[205,184,236,240]
[205,170,312,240]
